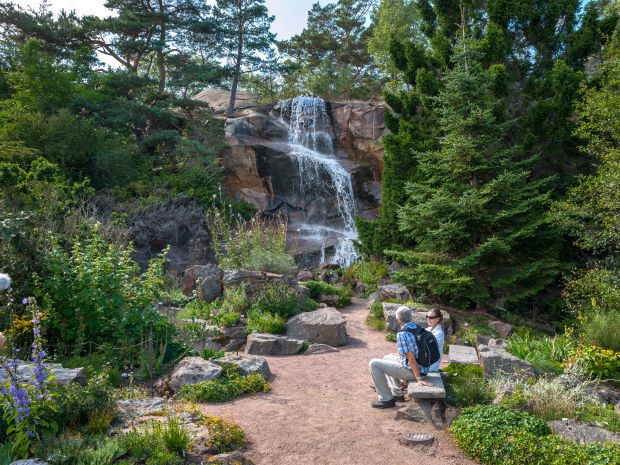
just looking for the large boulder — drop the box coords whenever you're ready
[183,264,223,301]
[155,357,223,395]
[286,307,347,346]
[377,283,411,302]
[0,362,86,386]
[382,303,401,331]
[476,338,535,380]
[222,270,298,297]
[213,355,271,380]
[548,419,620,444]
[245,333,304,355]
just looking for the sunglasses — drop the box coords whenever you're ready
[426,315,439,320]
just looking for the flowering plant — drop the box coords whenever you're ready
[563,342,620,381]
[0,298,57,458]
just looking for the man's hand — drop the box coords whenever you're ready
[417,379,433,387]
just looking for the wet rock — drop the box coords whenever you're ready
[213,355,271,379]
[377,283,411,302]
[548,419,620,444]
[286,307,347,346]
[245,333,304,355]
[155,357,223,395]
[303,343,340,355]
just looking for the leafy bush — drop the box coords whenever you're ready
[200,415,246,453]
[365,301,385,330]
[444,364,494,407]
[152,418,194,456]
[246,310,286,334]
[302,280,351,307]
[207,210,296,275]
[451,404,620,465]
[250,283,304,318]
[56,372,116,431]
[177,365,269,403]
[579,309,620,352]
[506,332,575,374]
[564,343,620,381]
[202,348,225,360]
[38,226,173,362]
[385,332,397,342]
[343,260,387,294]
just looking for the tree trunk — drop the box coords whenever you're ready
[157,0,166,94]
[227,7,244,117]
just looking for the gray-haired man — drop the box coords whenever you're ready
[368,306,433,408]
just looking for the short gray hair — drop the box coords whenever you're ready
[395,306,412,323]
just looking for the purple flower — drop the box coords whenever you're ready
[22,298,27,305]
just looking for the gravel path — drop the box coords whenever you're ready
[199,298,477,465]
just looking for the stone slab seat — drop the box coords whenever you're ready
[407,372,446,399]
[448,344,479,365]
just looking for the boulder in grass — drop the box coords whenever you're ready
[154,357,223,395]
[286,307,347,346]
[213,355,271,380]
[11,461,50,465]
[477,338,535,380]
[548,419,620,444]
[489,320,514,338]
[382,303,400,331]
[1,362,86,386]
[245,333,304,355]
[183,264,223,301]
[377,283,411,302]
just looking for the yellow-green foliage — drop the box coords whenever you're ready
[200,415,246,453]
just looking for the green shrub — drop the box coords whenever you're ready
[177,365,269,403]
[444,364,494,407]
[245,249,297,275]
[200,415,246,453]
[246,310,286,334]
[343,260,387,294]
[579,309,620,352]
[564,343,620,381]
[153,418,194,456]
[56,372,116,430]
[223,284,248,312]
[385,332,397,342]
[366,301,385,330]
[451,404,620,465]
[202,348,225,360]
[250,283,301,318]
[38,226,173,362]
[85,407,116,435]
[121,427,184,465]
[302,281,352,307]
[579,403,620,433]
[0,443,11,465]
[506,332,575,374]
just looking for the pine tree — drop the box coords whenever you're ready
[212,0,275,117]
[392,41,561,309]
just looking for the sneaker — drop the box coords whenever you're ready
[371,399,396,409]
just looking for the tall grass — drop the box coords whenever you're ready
[506,332,576,374]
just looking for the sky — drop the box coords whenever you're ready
[14,0,335,40]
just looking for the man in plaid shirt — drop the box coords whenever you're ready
[368,306,433,408]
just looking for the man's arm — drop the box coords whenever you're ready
[405,352,432,387]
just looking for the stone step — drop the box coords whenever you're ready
[448,344,479,365]
[407,372,446,399]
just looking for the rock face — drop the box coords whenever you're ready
[183,263,224,301]
[0,362,86,386]
[548,419,620,444]
[155,357,223,395]
[377,283,411,302]
[286,307,348,346]
[193,88,257,115]
[476,338,535,380]
[213,355,271,380]
[245,333,304,355]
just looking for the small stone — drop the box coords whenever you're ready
[399,432,435,446]
[304,343,339,355]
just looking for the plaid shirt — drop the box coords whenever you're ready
[396,322,428,374]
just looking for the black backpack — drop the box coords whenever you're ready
[399,325,441,368]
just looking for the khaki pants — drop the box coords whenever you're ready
[369,354,416,402]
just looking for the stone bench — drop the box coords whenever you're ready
[448,344,479,365]
[407,372,446,399]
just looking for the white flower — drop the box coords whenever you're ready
[0,273,11,291]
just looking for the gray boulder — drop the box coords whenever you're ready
[286,307,347,346]
[377,283,411,302]
[213,355,271,379]
[116,397,166,425]
[11,461,50,465]
[297,270,314,281]
[448,344,479,365]
[1,362,86,386]
[489,320,514,338]
[155,357,223,395]
[212,324,247,352]
[548,419,620,444]
[245,333,304,355]
[304,343,340,355]
[382,303,401,331]
[477,338,535,380]
[222,270,298,297]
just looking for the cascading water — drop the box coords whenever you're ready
[280,96,359,267]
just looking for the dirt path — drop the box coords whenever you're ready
[200,298,477,465]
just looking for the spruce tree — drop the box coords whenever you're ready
[392,41,562,309]
[212,0,275,117]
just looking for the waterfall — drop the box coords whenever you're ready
[280,96,359,267]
